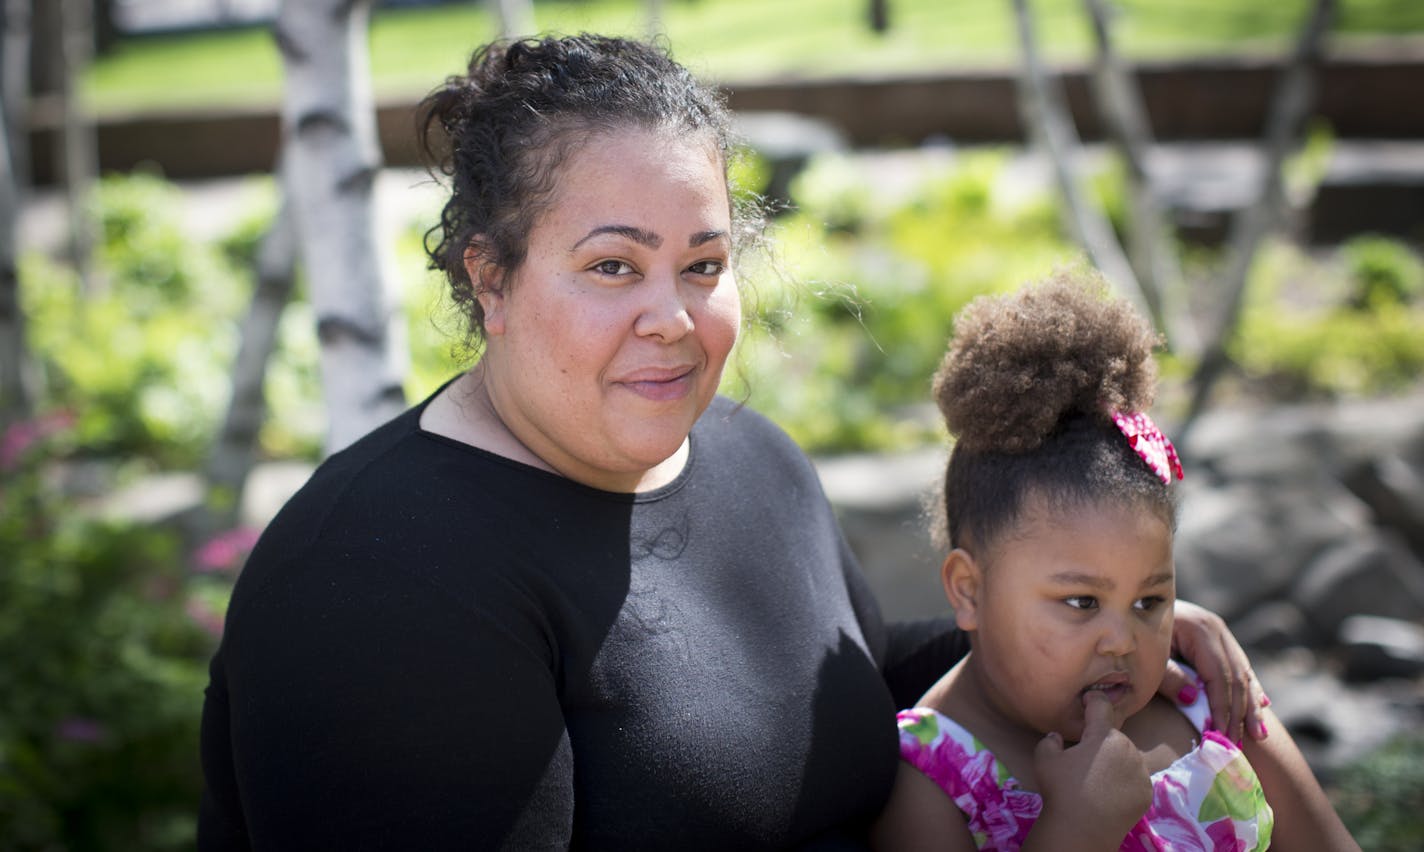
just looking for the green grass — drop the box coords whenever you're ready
[85,0,1424,115]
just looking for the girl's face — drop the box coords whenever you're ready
[473,128,741,492]
[950,498,1175,742]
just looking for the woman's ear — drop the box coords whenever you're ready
[464,241,507,336]
[941,548,983,632]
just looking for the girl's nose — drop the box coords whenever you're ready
[1096,613,1137,657]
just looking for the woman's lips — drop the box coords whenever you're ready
[617,367,696,402]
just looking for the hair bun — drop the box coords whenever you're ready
[932,269,1161,454]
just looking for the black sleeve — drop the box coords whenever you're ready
[880,616,970,709]
[199,556,574,850]
[835,533,970,710]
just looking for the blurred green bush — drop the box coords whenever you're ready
[0,418,218,849]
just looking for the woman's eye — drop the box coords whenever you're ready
[593,260,633,276]
[687,259,726,276]
[1064,596,1097,611]
[1134,596,1165,612]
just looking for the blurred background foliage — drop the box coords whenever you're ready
[84,0,1424,112]
[8,0,1424,847]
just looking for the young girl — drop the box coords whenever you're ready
[872,272,1359,851]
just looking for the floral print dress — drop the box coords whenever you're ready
[895,679,1274,851]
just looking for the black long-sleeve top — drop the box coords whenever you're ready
[198,392,966,849]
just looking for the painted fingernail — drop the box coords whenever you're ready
[1260,693,1271,708]
[1256,720,1269,739]
[1177,685,1198,704]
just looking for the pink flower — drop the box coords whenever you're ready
[186,597,226,638]
[1,412,75,471]
[193,526,262,573]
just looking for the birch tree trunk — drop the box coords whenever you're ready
[58,0,97,294]
[869,0,890,34]
[275,0,406,455]
[0,0,31,428]
[490,0,535,40]
[2,0,29,191]
[203,196,298,529]
[645,0,664,38]
[1010,0,1151,322]
[1182,0,1335,434]
[1082,0,1197,355]
[0,86,28,429]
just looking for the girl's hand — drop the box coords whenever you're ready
[1027,692,1151,851]
[1162,599,1268,745]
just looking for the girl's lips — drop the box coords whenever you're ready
[1081,673,1132,704]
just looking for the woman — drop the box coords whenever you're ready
[198,34,1264,850]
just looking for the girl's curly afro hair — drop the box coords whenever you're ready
[931,268,1177,554]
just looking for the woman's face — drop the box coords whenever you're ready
[963,498,1175,742]
[475,128,741,492]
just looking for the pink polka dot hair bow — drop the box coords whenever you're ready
[1111,411,1183,485]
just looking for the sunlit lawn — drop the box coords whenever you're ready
[85,0,1424,114]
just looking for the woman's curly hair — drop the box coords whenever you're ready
[416,33,746,351]
[931,268,1177,554]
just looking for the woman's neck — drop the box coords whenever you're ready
[419,365,689,493]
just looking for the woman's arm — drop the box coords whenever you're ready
[1242,708,1361,851]
[1164,599,1268,745]
[200,556,573,849]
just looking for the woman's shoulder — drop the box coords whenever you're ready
[695,396,814,470]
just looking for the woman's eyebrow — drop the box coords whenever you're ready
[572,225,662,250]
[689,230,728,247]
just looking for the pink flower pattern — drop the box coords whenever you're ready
[895,701,1272,851]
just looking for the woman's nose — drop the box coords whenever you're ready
[634,271,694,342]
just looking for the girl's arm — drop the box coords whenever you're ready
[871,762,980,852]
[1242,707,1361,852]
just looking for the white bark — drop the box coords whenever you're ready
[645,0,664,37]
[0,88,29,427]
[2,0,30,189]
[490,0,535,40]
[1082,0,1197,355]
[59,0,98,294]
[1011,0,1151,321]
[0,0,31,426]
[1183,0,1335,433]
[205,194,297,524]
[275,0,407,454]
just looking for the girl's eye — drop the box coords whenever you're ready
[593,260,634,276]
[687,259,726,276]
[1064,596,1098,611]
[1134,596,1165,612]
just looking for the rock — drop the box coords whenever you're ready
[1338,614,1424,682]
[1230,600,1312,652]
[1254,649,1424,780]
[816,447,948,621]
[1174,479,1372,623]
[1293,533,1424,640]
[1341,453,1424,559]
